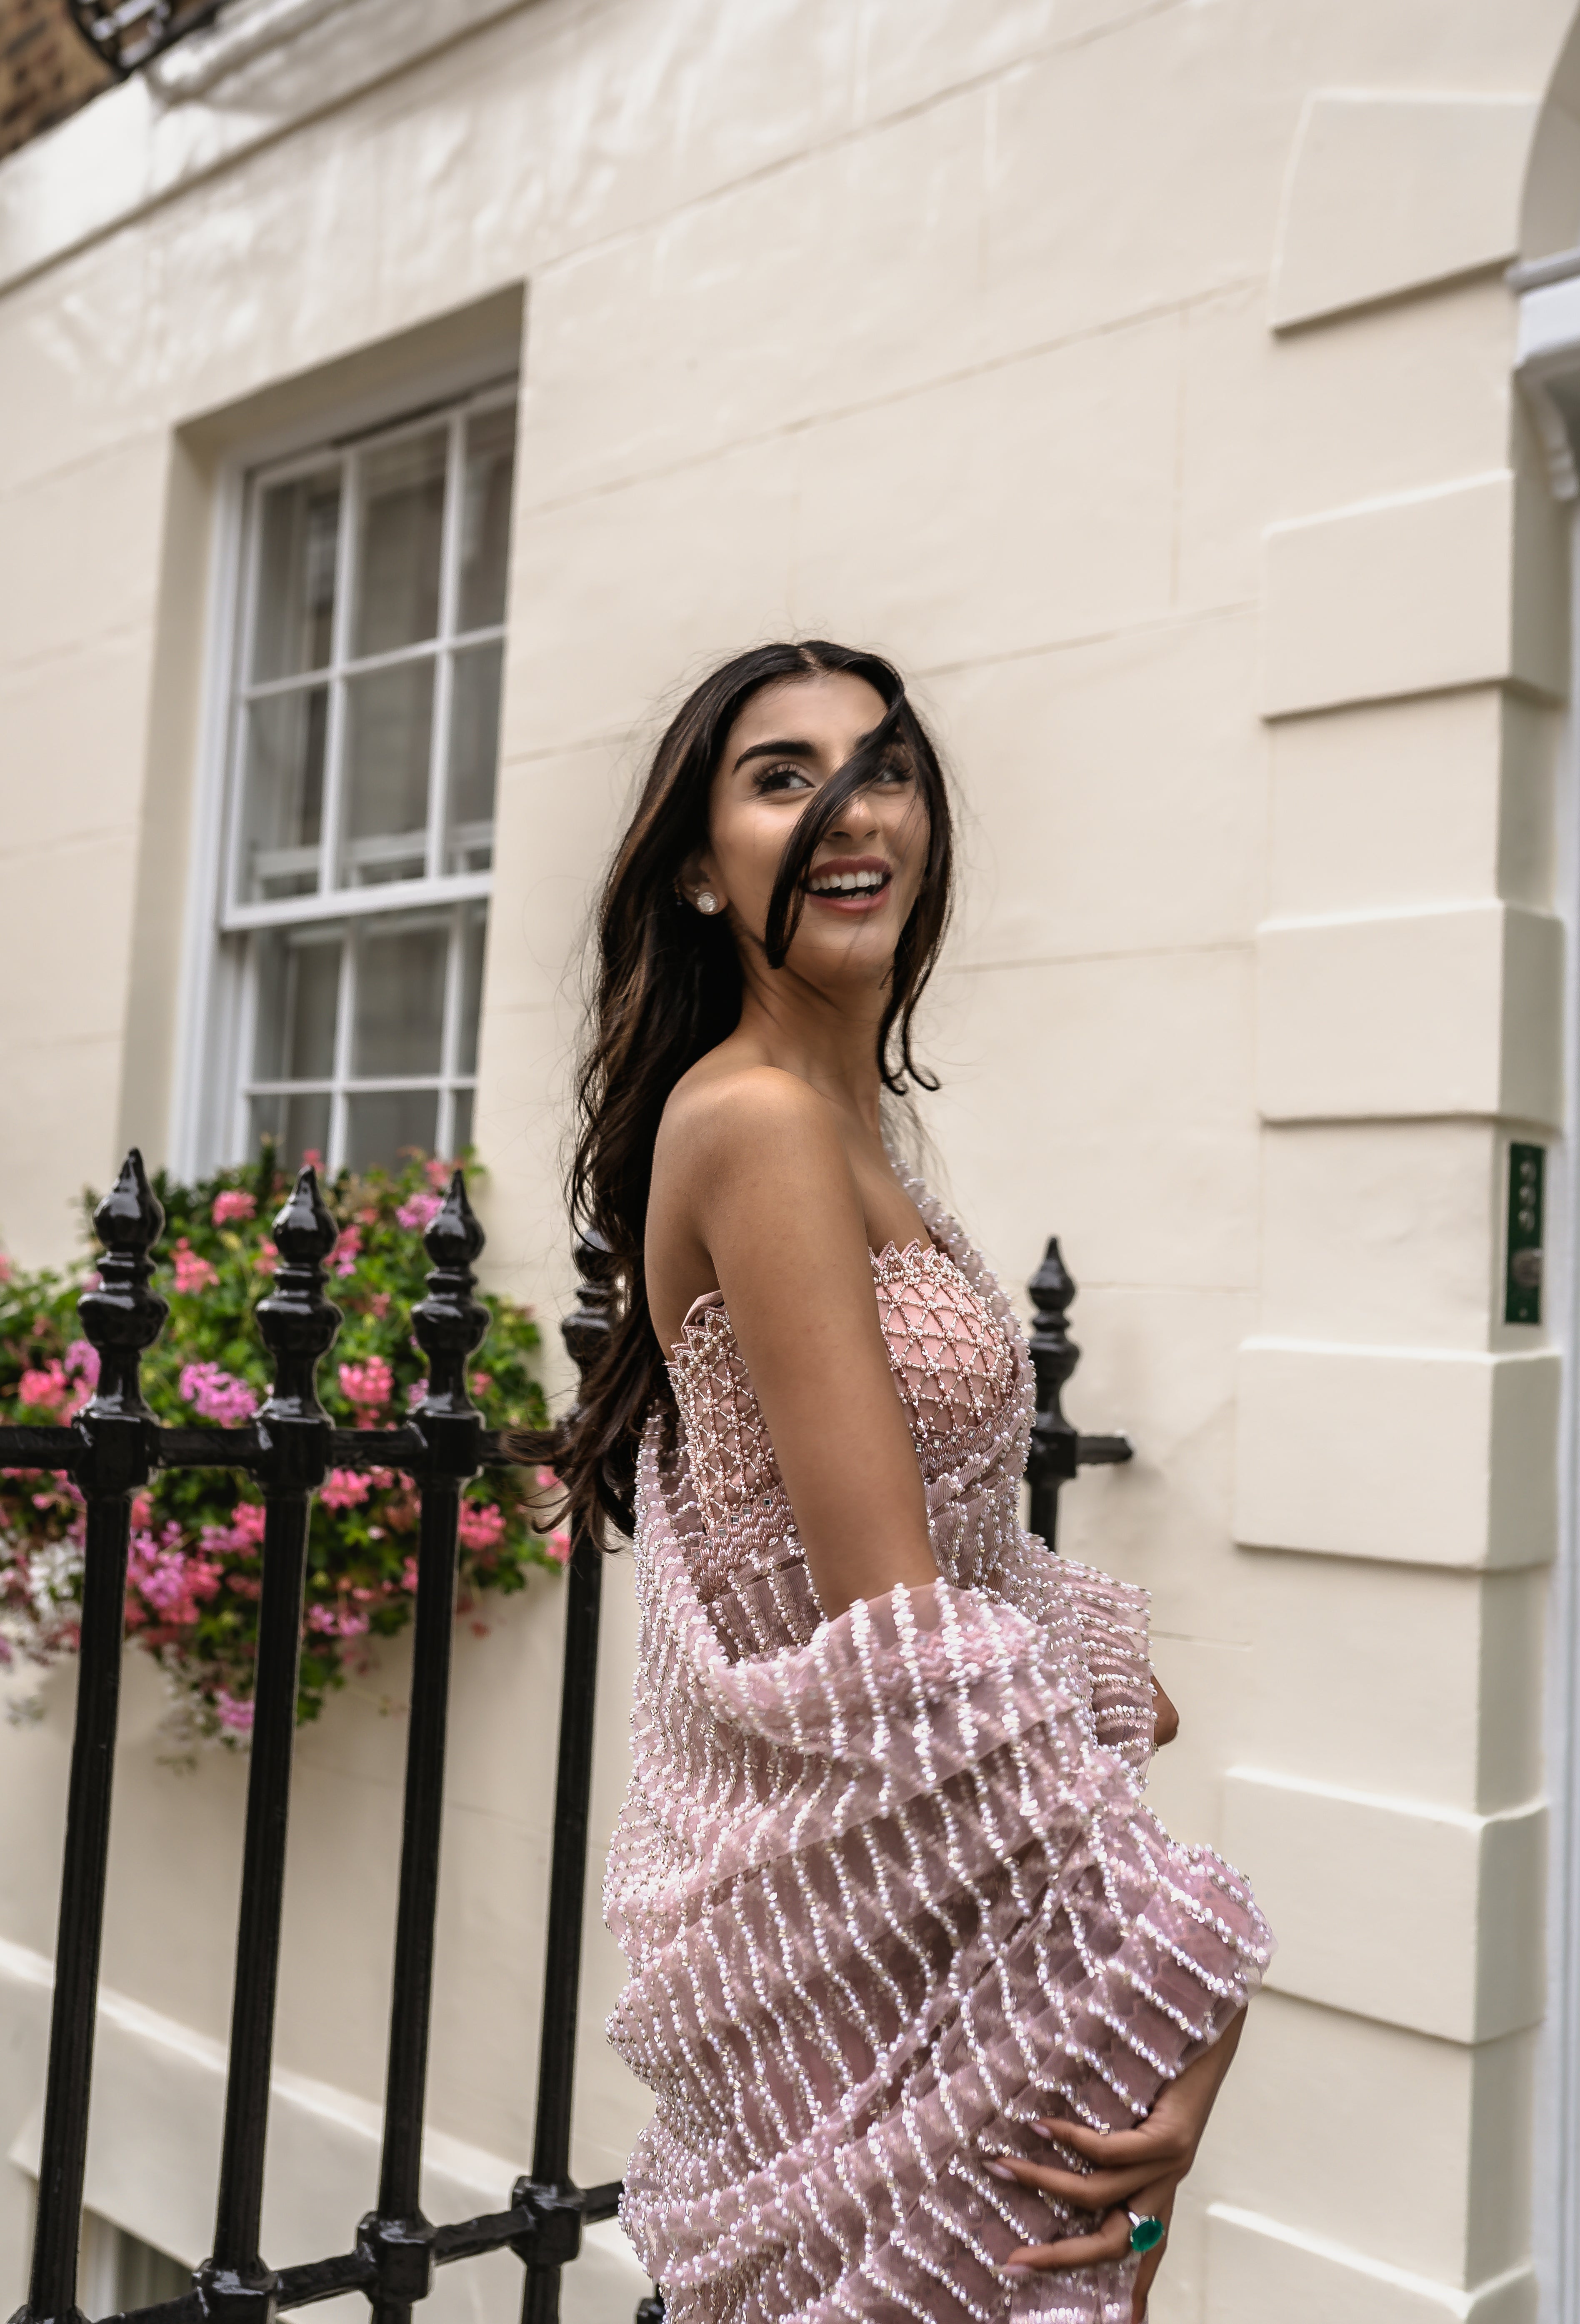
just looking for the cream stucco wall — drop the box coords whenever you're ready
[3,1,1580,2319]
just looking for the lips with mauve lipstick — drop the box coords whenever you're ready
[804,855,892,912]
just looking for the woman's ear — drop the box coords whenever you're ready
[676,848,724,915]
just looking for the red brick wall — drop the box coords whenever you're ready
[0,0,111,163]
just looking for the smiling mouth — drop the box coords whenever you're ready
[805,863,892,909]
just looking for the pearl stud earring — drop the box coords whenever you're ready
[695,892,720,914]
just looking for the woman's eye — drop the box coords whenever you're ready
[757,764,814,793]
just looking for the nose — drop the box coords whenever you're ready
[828,787,882,842]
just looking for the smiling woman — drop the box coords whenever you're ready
[516,643,1271,2324]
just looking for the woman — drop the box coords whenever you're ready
[548,642,1271,2324]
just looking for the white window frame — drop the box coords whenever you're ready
[173,363,518,1180]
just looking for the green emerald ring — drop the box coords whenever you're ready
[1126,2212,1165,2255]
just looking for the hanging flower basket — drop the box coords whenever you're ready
[0,1149,562,1750]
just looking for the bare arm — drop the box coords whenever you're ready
[652,1071,938,1619]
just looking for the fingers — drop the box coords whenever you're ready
[984,2154,1165,2210]
[1005,2208,1134,2274]
[1003,2171,1179,2281]
[1032,2115,1190,2169]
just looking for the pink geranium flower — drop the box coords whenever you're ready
[545,1528,572,1567]
[172,1238,220,1294]
[179,1362,259,1426]
[18,1363,69,1415]
[212,1188,257,1225]
[199,1503,268,1559]
[396,1190,445,1233]
[339,1355,392,1414]
[331,1224,361,1278]
[127,1523,222,1627]
[254,1241,279,1277]
[320,1468,370,1510]
[216,1691,255,1734]
[307,1602,370,1637]
[458,1501,506,1552]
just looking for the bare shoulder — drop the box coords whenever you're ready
[660,1059,841,1172]
[652,1059,865,1258]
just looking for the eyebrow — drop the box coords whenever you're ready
[732,737,818,772]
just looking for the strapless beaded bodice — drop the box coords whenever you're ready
[670,1239,1022,1511]
[664,1234,1033,1646]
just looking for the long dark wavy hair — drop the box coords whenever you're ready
[518,640,955,1546]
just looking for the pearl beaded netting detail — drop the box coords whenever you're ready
[605,1182,1272,2324]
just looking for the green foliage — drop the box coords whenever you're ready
[0,1150,560,1749]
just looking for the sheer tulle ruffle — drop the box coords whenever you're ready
[605,1188,1272,2324]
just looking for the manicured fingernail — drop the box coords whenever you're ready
[984,2161,1019,2182]
[1002,2264,1034,2279]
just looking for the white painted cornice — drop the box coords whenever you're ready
[0,0,538,298]
[146,0,351,102]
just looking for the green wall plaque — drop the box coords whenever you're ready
[1505,1142,1545,1327]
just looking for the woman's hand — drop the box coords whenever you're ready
[1152,1675,1179,1749]
[984,2010,1245,2322]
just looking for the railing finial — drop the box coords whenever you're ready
[412,1171,489,1419]
[255,1166,341,1424]
[77,1148,168,1423]
[1025,1237,1133,1549]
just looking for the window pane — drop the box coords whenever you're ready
[341,662,434,886]
[252,931,340,1082]
[250,1090,332,1170]
[458,905,486,1077]
[346,1089,439,1172]
[252,470,340,680]
[458,406,515,633]
[352,922,447,1077]
[451,1087,475,1156]
[447,642,501,871]
[352,429,447,657]
[240,689,327,900]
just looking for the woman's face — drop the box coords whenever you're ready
[692,672,928,989]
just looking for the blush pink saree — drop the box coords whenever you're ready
[604,1184,1271,2324]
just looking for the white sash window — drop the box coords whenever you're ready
[210,383,515,1172]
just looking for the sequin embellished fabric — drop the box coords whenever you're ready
[605,1184,1272,2324]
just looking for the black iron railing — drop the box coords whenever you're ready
[3,1158,1128,2324]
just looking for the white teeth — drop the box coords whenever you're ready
[810,868,885,894]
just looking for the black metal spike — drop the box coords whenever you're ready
[254,1165,342,1425]
[14,1157,169,2324]
[362,1177,490,2324]
[77,1147,168,1424]
[515,1228,618,2324]
[205,1169,341,2324]
[559,1228,615,1399]
[1024,1238,1133,1549]
[410,1172,489,1419]
[1025,1237,1080,1548]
